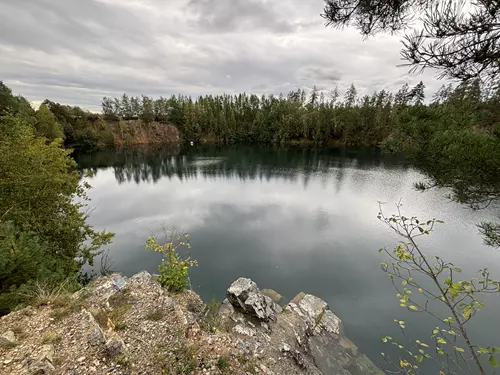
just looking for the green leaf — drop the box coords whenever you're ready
[478,347,490,354]
[432,329,439,335]
[492,347,500,353]
[409,305,419,311]
[436,338,447,345]
[415,355,423,363]
[489,355,498,367]
[454,346,465,353]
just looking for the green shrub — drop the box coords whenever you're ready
[145,232,197,292]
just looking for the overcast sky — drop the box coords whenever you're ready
[0,0,442,111]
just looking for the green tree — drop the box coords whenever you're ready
[140,95,155,124]
[35,103,64,141]
[0,109,113,312]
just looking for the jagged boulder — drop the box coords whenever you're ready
[220,280,384,375]
[287,293,342,335]
[227,278,279,321]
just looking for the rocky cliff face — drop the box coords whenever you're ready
[91,119,181,148]
[0,272,383,375]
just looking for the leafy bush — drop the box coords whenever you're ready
[146,232,197,292]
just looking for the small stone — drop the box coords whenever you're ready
[111,275,127,290]
[106,333,126,358]
[77,356,86,362]
[3,359,12,365]
[0,330,16,346]
[259,364,277,375]
[281,343,292,352]
[39,344,55,363]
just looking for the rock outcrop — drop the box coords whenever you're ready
[221,280,383,375]
[227,278,280,321]
[0,272,383,375]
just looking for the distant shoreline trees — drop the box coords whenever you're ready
[98,81,428,146]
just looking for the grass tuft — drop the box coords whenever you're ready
[217,356,229,371]
[42,330,61,344]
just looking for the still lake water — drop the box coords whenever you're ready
[75,146,500,371]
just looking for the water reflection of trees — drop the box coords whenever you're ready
[74,146,411,185]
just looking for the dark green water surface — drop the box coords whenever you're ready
[75,146,500,371]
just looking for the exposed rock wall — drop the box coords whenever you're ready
[90,119,181,148]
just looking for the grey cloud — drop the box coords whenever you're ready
[186,0,297,33]
[298,66,342,82]
[0,0,442,109]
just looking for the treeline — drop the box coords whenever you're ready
[100,82,426,146]
[40,80,500,152]
[0,82,112,314]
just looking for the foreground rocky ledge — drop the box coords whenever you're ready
[0,272,383,375]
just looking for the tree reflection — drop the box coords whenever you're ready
[74,146,410,187]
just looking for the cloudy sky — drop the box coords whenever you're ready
[0,0,441,111]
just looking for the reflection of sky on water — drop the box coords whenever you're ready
[76,147,500,372]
